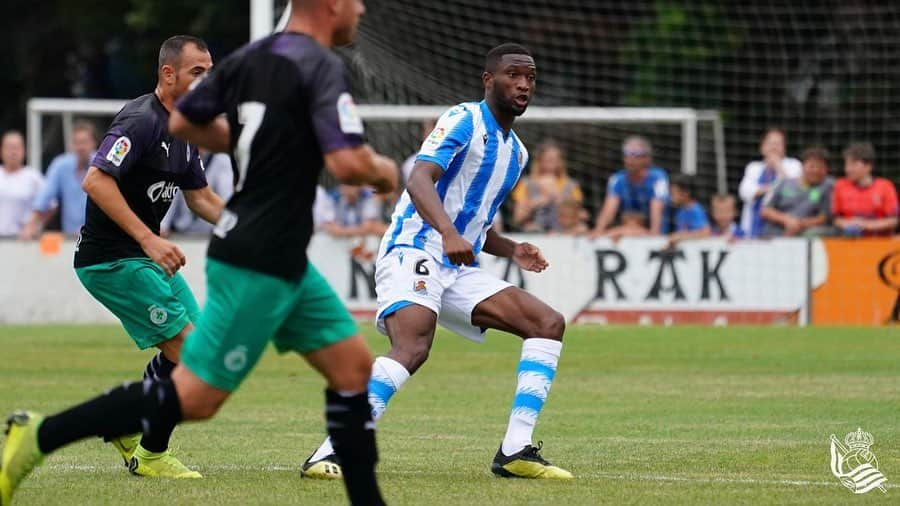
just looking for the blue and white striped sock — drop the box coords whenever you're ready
[501,338,562,456]
[367,356,410,420]
[310,356,410,462]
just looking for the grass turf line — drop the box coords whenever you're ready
[0,324,898,505]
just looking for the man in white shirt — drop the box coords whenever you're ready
[0,131,43,236]
[738,127,802,237]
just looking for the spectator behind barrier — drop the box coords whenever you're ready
[759,146,835,238]
[709,194,744,239]
[511,139,585,232]
[21,121,98,239]
[592,135,670,236]
[160,152,235,235]
[667,174,710,247]
[831,142,899,237]
[601,211,647,242]
[319,184,387,237]
[0,130,43,237]
[738,127,802,237]
[554,199,589,236]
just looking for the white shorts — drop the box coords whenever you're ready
[375,247,513,342]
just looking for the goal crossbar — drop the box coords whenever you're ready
[27,98,727,192]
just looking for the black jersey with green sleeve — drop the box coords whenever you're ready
[75,93,207,268]
[175,32,364,281]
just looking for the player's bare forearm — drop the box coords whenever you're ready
[169,111,230,153]
[407,161,457,236]
[482,227,517,258]
[82,167,155,244]
[184,186,225,225]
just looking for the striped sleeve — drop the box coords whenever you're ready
[416,104,474,170]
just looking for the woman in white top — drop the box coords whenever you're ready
[0,131,43,237]
[738,127,802,237]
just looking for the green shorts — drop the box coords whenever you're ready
[76,258,201,349]
[180,258,358,392]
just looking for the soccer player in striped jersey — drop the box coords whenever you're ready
[303,43,573,481]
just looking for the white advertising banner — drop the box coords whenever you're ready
[0,235,809,326]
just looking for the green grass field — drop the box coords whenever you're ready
[1,324,898,505]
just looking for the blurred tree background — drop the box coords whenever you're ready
[3,0,899,204]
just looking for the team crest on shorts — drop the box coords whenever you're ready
[413,279,427,295]
[147,304,168,325]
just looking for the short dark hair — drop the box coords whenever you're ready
[801,145,829,164]
[670,174,696,196]
[485,43,532,72]
[158,35,209,70]
[843,141,876,164]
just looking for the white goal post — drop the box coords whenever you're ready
[26,98,727,192]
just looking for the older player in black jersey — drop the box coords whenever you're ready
[72,35,223,479]
[1,2,395,506]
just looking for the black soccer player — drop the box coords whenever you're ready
[0,1,396,505]
[75,35,222,478]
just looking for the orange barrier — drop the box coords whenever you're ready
[812,238,900,325]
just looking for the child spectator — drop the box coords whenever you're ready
[710,194,744,239]
[554,199,589,236]
[667,175,710,246]
[738,127,802,237]
[831,142,899,237]
[760,146,834,237]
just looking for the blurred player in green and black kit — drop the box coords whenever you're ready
[62,35,223,479]
[0,1,397,505]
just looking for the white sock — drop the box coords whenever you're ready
[309,356,410,462]
[501,338,562,456]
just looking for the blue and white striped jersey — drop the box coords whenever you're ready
[379,100,528,266]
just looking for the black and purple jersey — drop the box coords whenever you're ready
[176,32,364,280]
[75,93,207,267]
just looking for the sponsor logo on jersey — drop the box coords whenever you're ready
[337,92,364,135]
[146,181,179,203]
[106,136,131,167]
[160,141,170,158]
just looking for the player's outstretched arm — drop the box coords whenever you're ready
[82,167,186,276]
[483,227,549,273]
[324,145,398,195]
[183,186,225,225]
[169,111,231,153]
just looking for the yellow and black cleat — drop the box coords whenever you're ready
[1,411,45,505]
[491,441,573,480]
[300,454,343,480]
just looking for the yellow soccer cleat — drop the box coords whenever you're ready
[128,445,201,479]
[109,434,141,467]
[300,454,343,480]
[1,411,45,506]
[491,441,573,480]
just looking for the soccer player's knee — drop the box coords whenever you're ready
[179,395,224,421]
[536,310,566,340]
